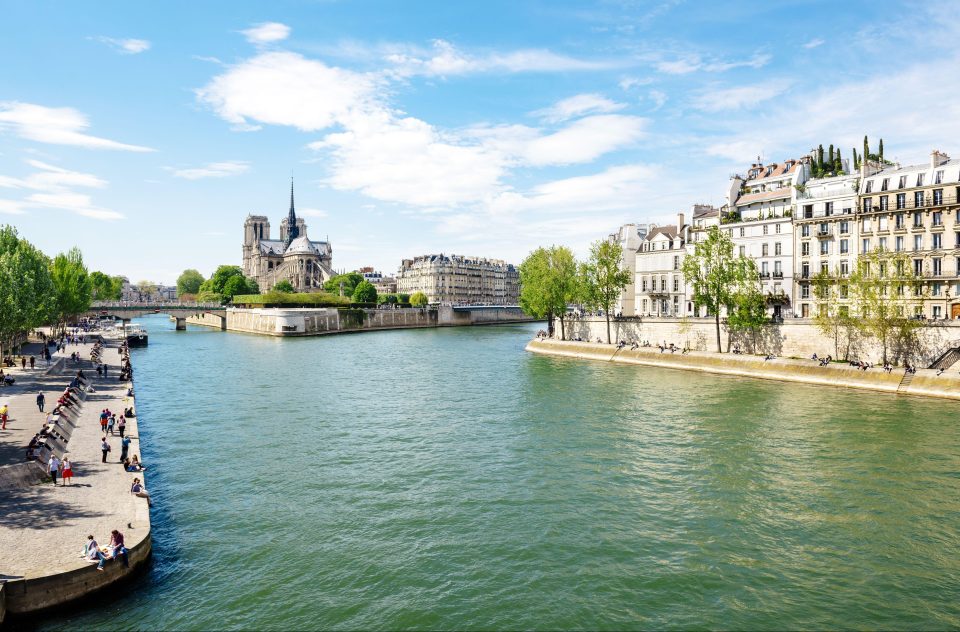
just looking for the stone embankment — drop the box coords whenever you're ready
[526,339,960,401]
[0,336,150,623]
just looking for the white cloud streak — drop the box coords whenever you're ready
[93,36,151,54]
[693,79,792,112]
[0,102,154,151]
[241,22,291,44]
[533,93,625,123]
[0,160,122,220]
[169,160,250,180]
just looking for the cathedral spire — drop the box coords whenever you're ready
[286,177,299,245]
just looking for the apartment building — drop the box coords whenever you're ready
[792,171,859,318]
[857,150,960,319]
[725,158,811,319]
[609,223,648,316]
[396,254,520,305]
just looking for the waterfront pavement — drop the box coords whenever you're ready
[0,337,149,580]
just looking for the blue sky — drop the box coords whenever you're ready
[1,0,956,284]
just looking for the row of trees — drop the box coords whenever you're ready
[0,226,123,355]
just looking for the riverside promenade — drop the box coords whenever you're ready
[0,336,150,621]
[527,338,960,400]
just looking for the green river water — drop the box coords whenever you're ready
[33,315,960,630]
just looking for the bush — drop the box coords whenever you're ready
[352,280,377,303]
[410,291,428,307]
[231,292,351,307]
[273,280,295,293]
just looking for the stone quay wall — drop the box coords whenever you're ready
[560,316,960,366]
[527,339,960,401]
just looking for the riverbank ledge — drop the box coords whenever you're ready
[526,339,960,401]
[0,337,150,624]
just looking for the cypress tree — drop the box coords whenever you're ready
[817,144,824,176]
[852,148,859,170]
[835,147,843,173]
[863,135,869,164]
[828,144,834,172]
[879,138,884,164]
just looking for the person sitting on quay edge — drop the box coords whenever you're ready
[131,454,147,470]
[106,529,129,568]
[130,478,152,506]
[82,534,102,562]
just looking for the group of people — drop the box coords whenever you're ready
[99,408,127,438]
[811,353,834,366]
[46,453,74,485]
[82,530,128,571]
[118,341,133,382]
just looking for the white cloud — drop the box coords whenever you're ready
[241,22,291,45]
[655,52,770,74]
[93,36,151,54]
[520,115,647,166]
[0,102,154,151]
[0,160,122,220]
[196,52,382,132]
[618,76,654,91]
[169,160,250,180]
[384,39,616,77]
[533,93,625,123]
[803,38,825,49]
[693,80,791,112]
[647,89,667,111]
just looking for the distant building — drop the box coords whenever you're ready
[357,266,397,295]
[608,223,648,316]
[242,181,335,292]
[396,254,520,304]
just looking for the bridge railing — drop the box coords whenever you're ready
[90,302,225,310]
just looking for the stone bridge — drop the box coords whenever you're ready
[87,303,227,330]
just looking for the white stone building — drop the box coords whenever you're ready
[857,150,960,319]
[609,223,648,316]
[396,254,520,305]
[725,158,811,319]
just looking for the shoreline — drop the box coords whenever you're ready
[526,339,960,401]
[0,335,151,623]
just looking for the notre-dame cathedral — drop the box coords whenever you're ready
[242,181,335,292]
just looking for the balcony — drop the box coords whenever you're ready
[772,271,784,279]
[759,272,771,279]
[816,228,833,239]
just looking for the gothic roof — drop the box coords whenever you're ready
[285,235,321,255]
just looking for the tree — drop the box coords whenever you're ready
[852,147,859,171]
[681,226,753,353]
[0,226,54,355]
[409,291,428,307]
[812,267,854,360]
[352,280,377,303]
[726,259,767,352]
[582,239,631,344]
[863,135,869,167]
[834,147,843,174]
[323,272,364,297]
[816,144,825,176]
[848,248,923,365]
[878,138,884,164]
[89,271,123,301]
[176,269,205,296]
[135,280,158,300]
[827,144,834,173]
[50,247,91,329]
[518,246,579,339]
[273,280,295,293]
[209,265,245,294]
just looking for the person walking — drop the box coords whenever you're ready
[36,391,45,412]
[21,357,26,369]
[99,410,108,434]
[100,437,111,463]
[117,416,126,438]
[107,415,116,436]
[29,356,35,369]
[1,403,8,430]
[48,454,61,485]
[120,435,131,462]
[61,456,73,485]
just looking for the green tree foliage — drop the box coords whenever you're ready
[208,265,245,293]
[834,147,843,174]
[681,226,755,352]
[518,246,579,339]
[812,267,854,360]
[176,269,205,296]
[848,248,923,364]
[725,259,767,352]
[863,135,869,166]
[135,280,158,299]
[409,291,429,307]
[50,247,91,328]
[273,280,295,293]
[323,272,363,296]
[0,226,54,354]
[204,265,259,301]
[827,144,834,171]
[352,280,377,303]
[582,239,631,344]
[90,271,123,301]
[879,138,884,164]
[852,147,859,171]
[221,275,259,300]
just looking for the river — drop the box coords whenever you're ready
[34,315,960,630]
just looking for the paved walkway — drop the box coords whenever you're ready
[0,335,150,580]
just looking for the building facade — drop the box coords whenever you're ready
[857,151,960,319]
[396,254,520,304]
[242,182,335,292]
[609,223,648,316]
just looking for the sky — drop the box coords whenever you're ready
[1,0,958,285]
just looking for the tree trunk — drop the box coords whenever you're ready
[547,311,554,337]
[605,312,611,344]
[715,312,722,352]
[559,315,565,341]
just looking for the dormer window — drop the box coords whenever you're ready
[935,170,944,184]
[898,176,907,189]
[881,178,889,191]
[917,173,925,186]
[865,180,873,193]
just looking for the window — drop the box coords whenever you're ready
[820,261,829,273]
[896,236,904,252]
[934,189,943,205]
[840,261,849,276]
[802,262,810,278]
[820,241,829,255]
[879,237,887,251]
[895,213,905,229]
[881,178,889,191]
[933,283,942,297]
[775,242,782,255]
[865,180,874,193]
[878,216,888,231]
[762,243,768,256]
[763,224,769,235]
[935,170,944,184]
[934,305,942,318]
[898,175,907,188]
[880,195,889,211]
[673,255,679,270]
[840,221,849,234]
[914,235,923,251]
[661,276,667,291]
[933,258,942,275]
[673,277,680,292]
[914,259,923,275]
[641,278,647,292]
[774,261,782,275]
[739,245,745,257]
[825,201,834,215]
[775,223,782,234]
[803,204,813,219]
[933,233,942,249]
[819,222,829,235]
[739,227,745,237]
[801,242,810,256]
[861,217,872,232]
[862,238,870,254]
[933,211,943,226]
[801,285,810,299]
[914,211,923,227]
[761,261,768,274]
[801,224,811,237]
[915,191,925,208]
[863,198,873,212]
[896,193,906,209]
[840,239,849,254]
[917,173,925,187]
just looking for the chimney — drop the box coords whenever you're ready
[677,212,685,233]
[931,150,950,169]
